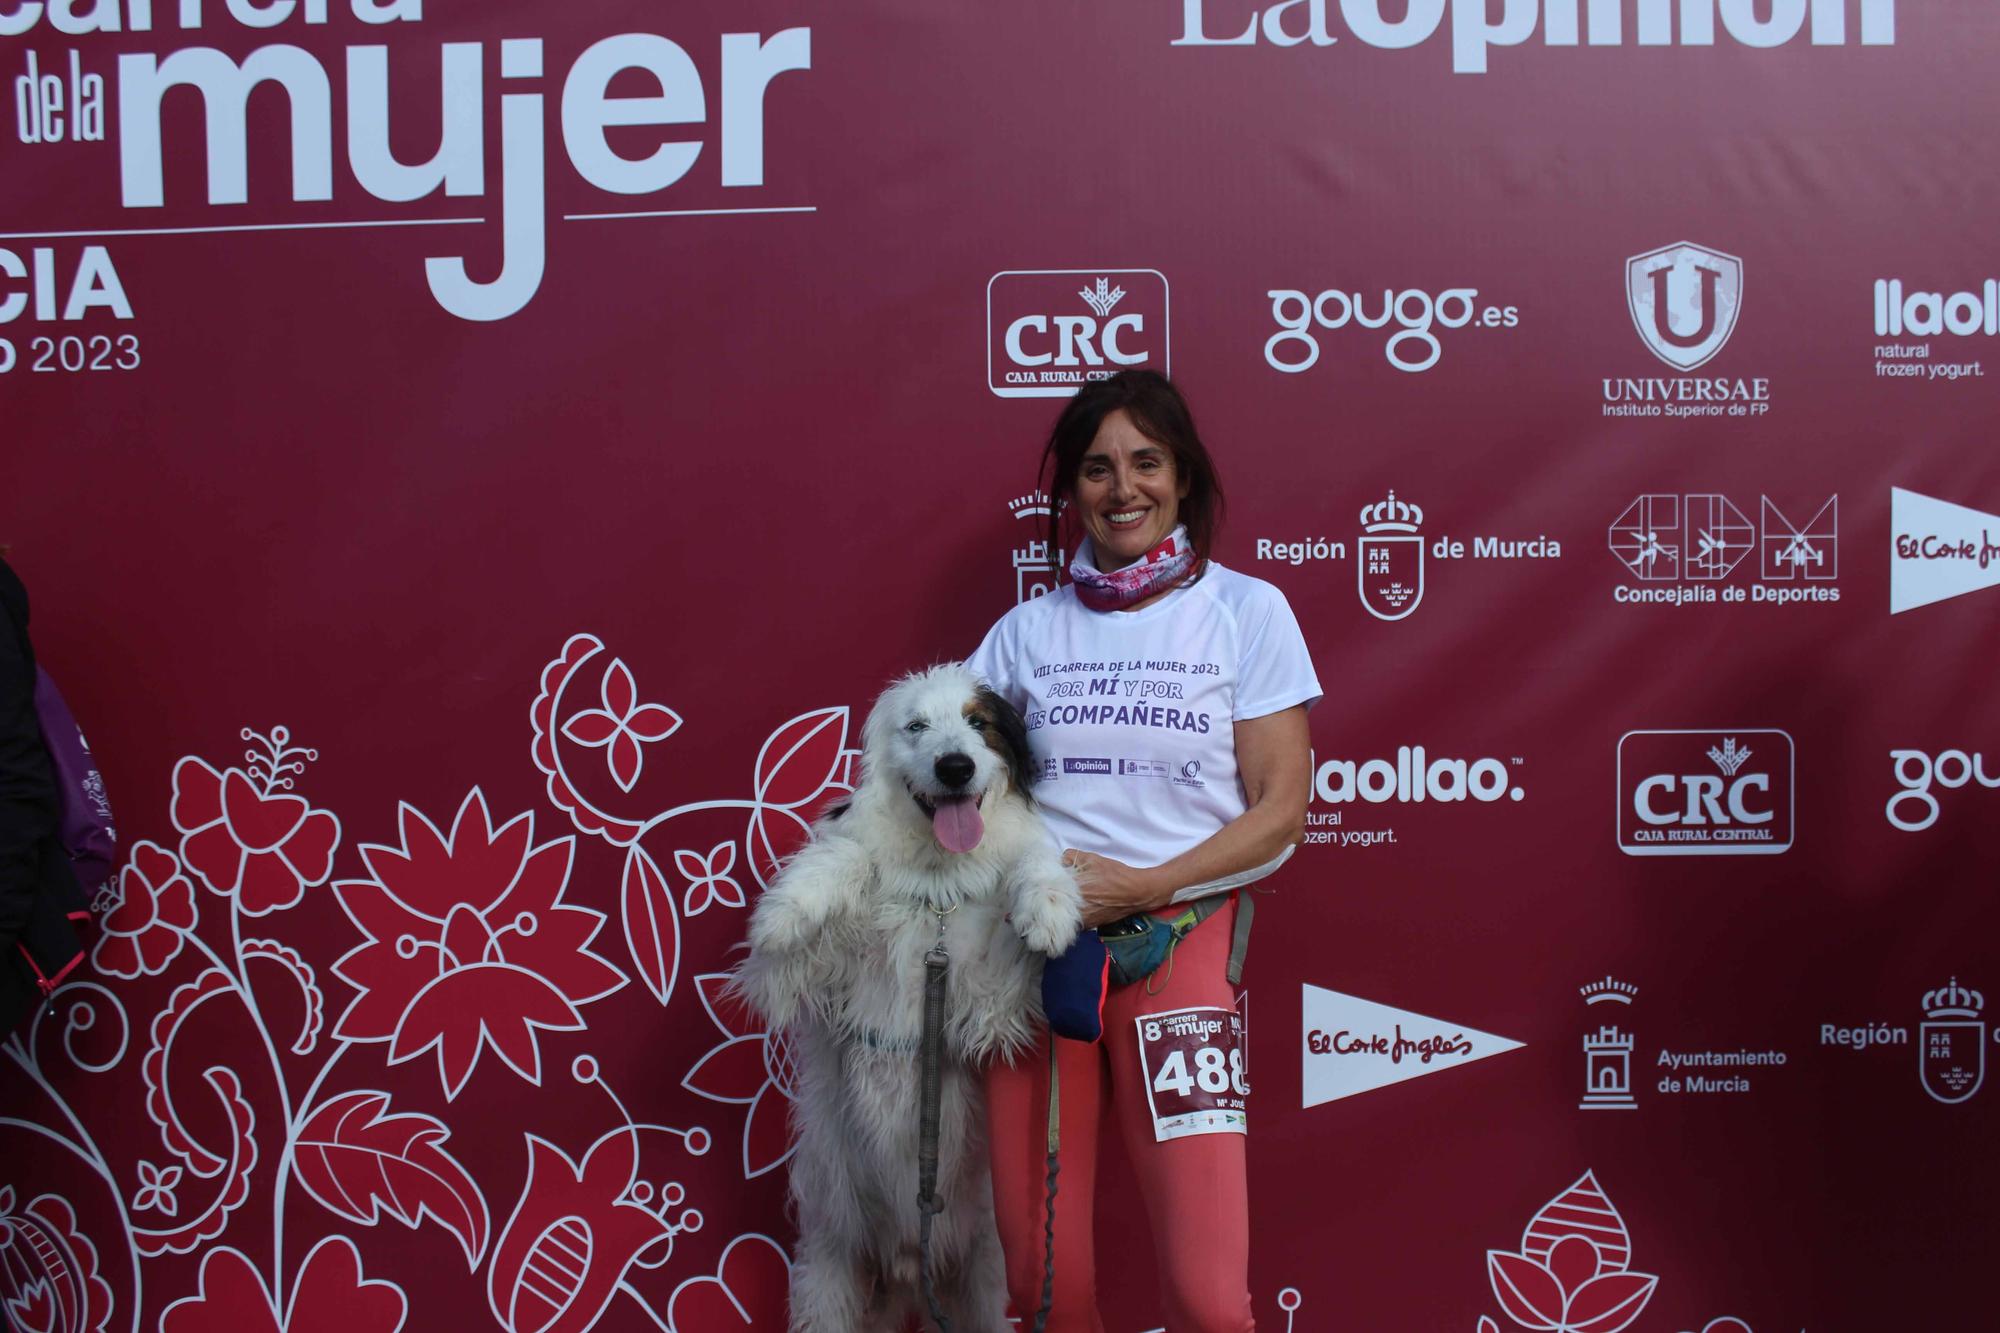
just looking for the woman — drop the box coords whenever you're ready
[1,552,92,1034]
[968,371,1319,1331]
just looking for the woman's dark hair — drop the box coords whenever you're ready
[1038,370,1225,576]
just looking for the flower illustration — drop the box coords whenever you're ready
[666,1234,791,1332]
[131,1160,183,1217]
[681,973,796,1179]
[171,728,339,916]
[559,657,681,793]
[0,1189,112,1333]
[486,1128,688,1333]
[331,791,625,1100]
[677,841,745,917]
[91,841,197,979]
[159,1236,405,1333]
[1485,1172,1657,1333]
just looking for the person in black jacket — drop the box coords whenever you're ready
[1,552,88,1033]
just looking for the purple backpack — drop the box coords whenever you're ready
[32,666,116,900]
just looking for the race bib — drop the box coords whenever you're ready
[1135,1005,1248,1141]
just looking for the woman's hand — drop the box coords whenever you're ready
[1062,849,1165,929]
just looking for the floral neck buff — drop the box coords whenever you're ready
[1068,525,1196,612]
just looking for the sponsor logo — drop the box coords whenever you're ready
[1820,980,1990,1107]
[1616,730,1794,856]
[1920,978,1985,1105]
[1038,756,1060,782]
[1628,241,1742,370]
[1303,746,1526,850]
[1060,757,1112,775]
[1119,758,1169,777]
[1254,493,1561,616]
[988,269,1168,397]
[1357,489,1423,621]
[1608,493,1839,607]
[1604,242,1770,417]
[1264,286,1516,374]
[1887,748,1998,832]
[1006,491,1062,605]
[1173,759,1204,789]
[1872,279,1993,382]
[1172,1,1897,74]
[1315,747,1524,805]
[1578,976,1639,1112]
[1300,984,1523,1108]
[1890,487,2000,613]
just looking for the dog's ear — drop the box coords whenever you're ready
[973,686,1037,800]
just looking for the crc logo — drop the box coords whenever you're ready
[1626,242,1743,371]
[988,269,1168,398]
[1617,729,1794,857]
[1886,748,1998,831]
[1609,494,1836,583]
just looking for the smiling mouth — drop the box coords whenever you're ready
[909,785,986,853]
[1105,509,1149,527]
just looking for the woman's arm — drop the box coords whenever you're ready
[0,585,55,947]
[1065,704,1311,929]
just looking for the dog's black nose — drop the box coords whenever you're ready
[935,753,975,788]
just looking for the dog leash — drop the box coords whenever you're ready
[918,903,954,1332]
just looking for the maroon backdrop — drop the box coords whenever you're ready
[5,2,1997,1329]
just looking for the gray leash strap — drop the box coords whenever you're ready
[918,928,952,1332]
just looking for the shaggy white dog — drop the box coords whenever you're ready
[734,663,1082,1333]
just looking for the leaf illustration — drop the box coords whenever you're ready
[621,845,680,1006]
[1487,1251,1563,1331]
[292,1089,490,1267]
[1565,1272,1658,1333]
[752,708,848,809]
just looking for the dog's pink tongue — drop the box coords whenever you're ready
[930,796,984,853]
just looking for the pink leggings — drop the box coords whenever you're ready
[985,897,1254,1332]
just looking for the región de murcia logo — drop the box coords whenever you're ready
[1358,490,1424,621]
[1920,979,1985,1105]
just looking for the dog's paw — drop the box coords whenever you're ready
[747,887,820,956]
[1012,875,1082,957]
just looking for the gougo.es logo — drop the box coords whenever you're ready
[1265,287,1517,373]
[1887,748,1999,831]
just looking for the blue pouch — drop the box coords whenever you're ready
[1040,929,1110,1042]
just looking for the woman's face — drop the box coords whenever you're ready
[1073,409,1188,571]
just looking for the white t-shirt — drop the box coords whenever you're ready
[968,561,1321,868]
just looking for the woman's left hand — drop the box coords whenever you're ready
[1062,849,1165,929]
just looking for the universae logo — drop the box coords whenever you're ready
[988,269,1169,398]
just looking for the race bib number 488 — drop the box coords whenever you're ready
[1136,1005,1248,1141]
